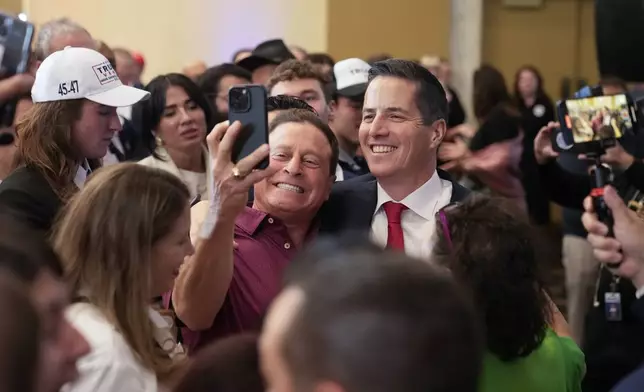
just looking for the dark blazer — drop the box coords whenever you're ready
[611,296,644,392]
[319,169,470,234]
[0,166,62,233]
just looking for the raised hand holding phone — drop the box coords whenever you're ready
[198,120,277,239]
[582,186,644,284]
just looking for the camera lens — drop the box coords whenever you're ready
[229,88,250,112]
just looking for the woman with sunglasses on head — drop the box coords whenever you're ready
[54,163,193,391]
[432,196,585,392]
[133,73,214,203]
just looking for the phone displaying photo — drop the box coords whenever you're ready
[556,93,638,153]
[228,85,269,170]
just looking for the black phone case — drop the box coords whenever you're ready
[555,95,638,154]
[0,14,35,76]
[228,85,269,170]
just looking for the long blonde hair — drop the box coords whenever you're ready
[15,100,101,201]
[53,163,190,378]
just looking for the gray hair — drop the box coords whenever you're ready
[33,18,91,61]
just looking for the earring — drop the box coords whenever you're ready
[155,136,164,147]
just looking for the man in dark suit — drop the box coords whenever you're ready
[320,59,469,259]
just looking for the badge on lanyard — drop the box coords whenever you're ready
[605,276,622,322]
[605,292,622,321]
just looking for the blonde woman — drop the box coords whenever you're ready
[54,163,193,391]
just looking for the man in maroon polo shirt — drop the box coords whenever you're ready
[173,108,339,351]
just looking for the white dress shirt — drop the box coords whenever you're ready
[73,161,91,189]
[371,171,453,260]
[62,303,159,392]
[62,303,184,392]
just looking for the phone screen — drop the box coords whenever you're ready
[563,94,633,143]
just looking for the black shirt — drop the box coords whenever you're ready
[469,105,521,152]
[518,96,555,225]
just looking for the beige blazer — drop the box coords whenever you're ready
[138,146,211,202]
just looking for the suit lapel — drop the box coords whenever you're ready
[349,179,378,230]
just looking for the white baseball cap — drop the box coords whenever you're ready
[334,58,371,97]
[32,46,150,106]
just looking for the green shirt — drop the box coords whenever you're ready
[480,329,586,392]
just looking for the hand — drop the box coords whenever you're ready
[445,124,476,141]
[534,122,560,165]
[579,143,634,170]
[7,73,34,95]
[438,138,469,162]
[206,121,278,222]
[582,186,644,288]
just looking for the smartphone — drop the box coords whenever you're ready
[555,93,638,153]
[0,13,34,127]
[228,85,269,170]
[0,13,34,76]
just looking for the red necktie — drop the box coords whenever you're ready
[383,201,408,251]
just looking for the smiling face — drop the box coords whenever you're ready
[253,121,334,222]
[359,76,444,190]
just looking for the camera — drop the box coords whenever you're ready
[229,87,251,113]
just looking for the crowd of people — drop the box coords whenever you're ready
[0,14,644,392]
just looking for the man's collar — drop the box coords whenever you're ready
[73,159,91,189]
[236,207,270,236]
[375,171,442,221]
[236,206,320,240]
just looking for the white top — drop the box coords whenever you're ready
[62,303,158,392]
[178,169,207,200]
[370,171,452,260]
[73,161,91,189]
[334,163,344,182]
[138,146,210,201]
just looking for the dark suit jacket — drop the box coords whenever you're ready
[0,166,62,233]
[612,296,644,392]
[319,169,470,234]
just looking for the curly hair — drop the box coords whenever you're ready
[432,195,551,362]
[266,60,330,95]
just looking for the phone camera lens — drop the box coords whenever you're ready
[230,88,251,112]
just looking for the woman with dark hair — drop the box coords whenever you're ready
[439,65,525,208]
[196,64,251,124]
[133,73,213,201]
[432,195,585,392]
[514,65,555,225]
